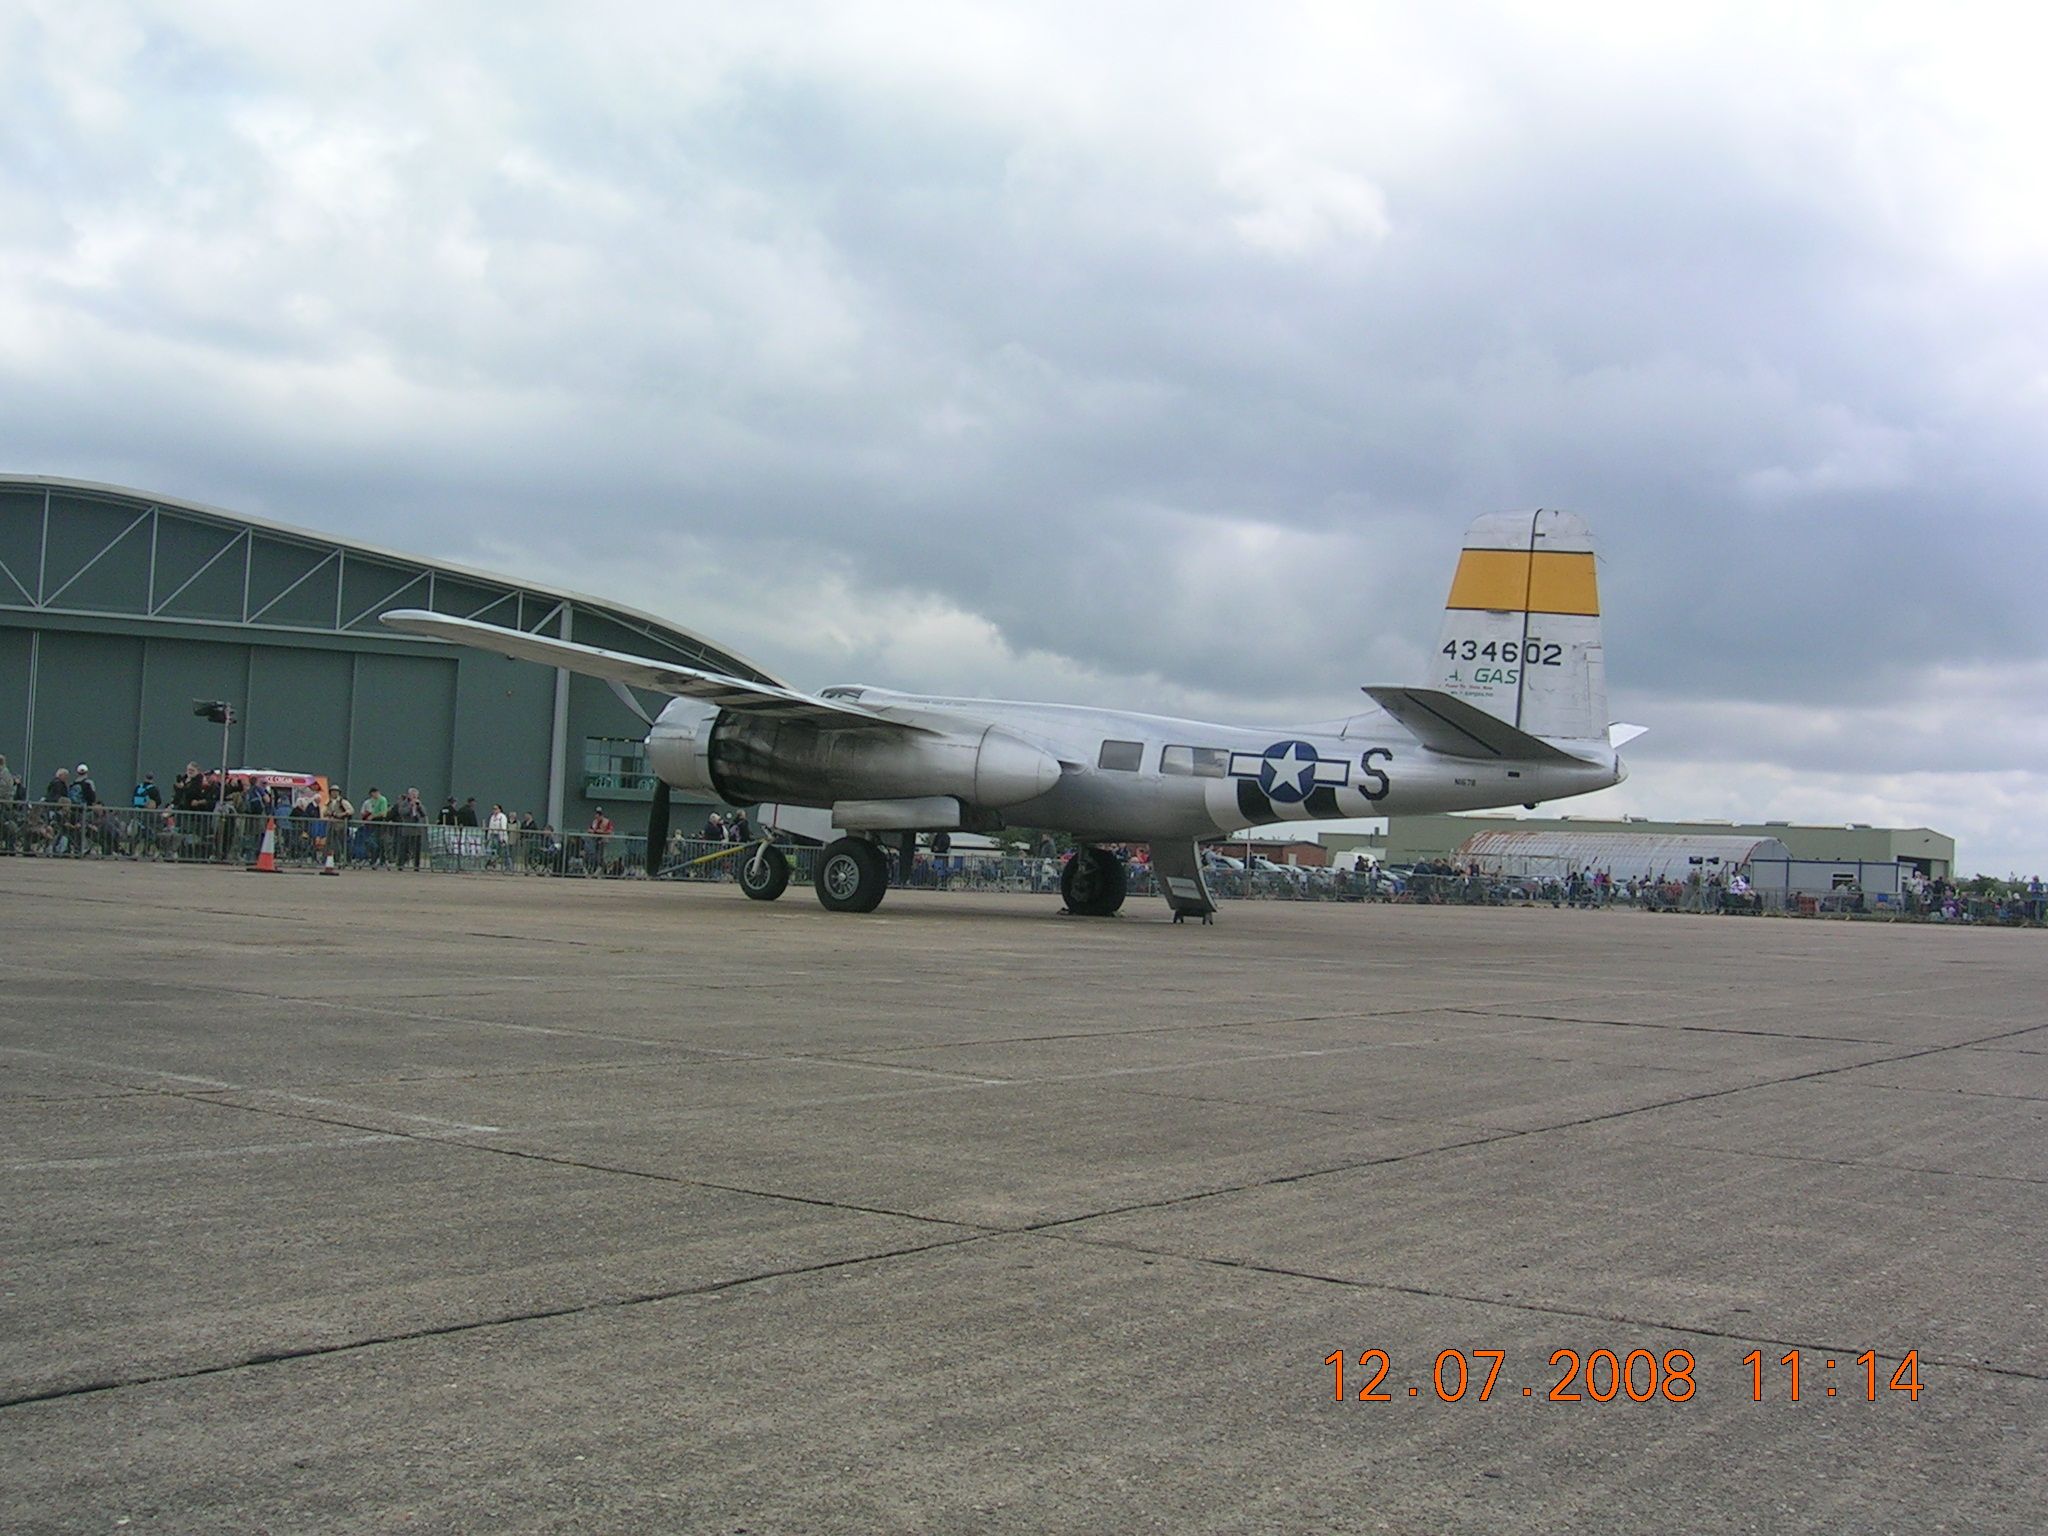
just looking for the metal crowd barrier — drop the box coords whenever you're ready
[4,802,2038,921]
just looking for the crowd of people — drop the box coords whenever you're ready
[0,751,771,877]
[0,754,561,869]
[3,750,2042,921]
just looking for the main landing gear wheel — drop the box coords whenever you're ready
[1061,846,1127,916]
[739,842,790,902]
[816,837,889,913]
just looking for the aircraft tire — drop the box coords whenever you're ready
[1061,847,1127,916]
[816,837,888,913]
[739,842,790,902]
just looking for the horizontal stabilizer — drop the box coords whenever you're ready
[380,610,931,732]
[1608,722,1649,748]
[1362,686,1584,762]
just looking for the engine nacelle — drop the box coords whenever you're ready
[645,700,1063,813]
[705,715,1061,810]
[643,699,722,797]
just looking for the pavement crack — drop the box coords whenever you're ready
[1034,1232,2048,1385]
[1648,1140,2046,1185]
[0,1230,997,1412]
[140,1082,1005,1237]
[1439,1007,1890,1045]
[1016,1017,2048,1235]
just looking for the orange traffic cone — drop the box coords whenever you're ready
[247,817,278,872]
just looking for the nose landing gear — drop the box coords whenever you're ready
[739,841,791,902]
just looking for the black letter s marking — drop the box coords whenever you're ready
[1361,748,1392,802]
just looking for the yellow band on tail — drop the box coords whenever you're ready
[1445,549,1599,615]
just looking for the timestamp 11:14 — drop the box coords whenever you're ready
[1745,1350,1923,1401]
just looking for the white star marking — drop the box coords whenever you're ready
[1264,743,1315,799]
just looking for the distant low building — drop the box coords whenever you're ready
[1335,812,1954,880]
[1454,828,1797,890]
[1211,835,1332,868]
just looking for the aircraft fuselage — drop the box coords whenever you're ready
[651,689,1624,844]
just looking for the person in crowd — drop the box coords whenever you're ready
[356,787,390,866]
[703,810,725,842]
[320,785,350,863]
[289,791,319,859]
[395,788,428,870]
[486,803,509,868]
[354,797,382,866]
[587,806,614,872]
[0,755,13,805]
[41,768,74,851]
[238,779,273,861]
[213,779,240,860]
[150,806,178,859]
[132,773,162,809]
[437,796,459,827]
[457,797,480,828]
[727,808,750,843]
[68,764,98,808]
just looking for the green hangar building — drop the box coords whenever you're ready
[0,474,772,833]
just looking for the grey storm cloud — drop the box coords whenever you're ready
[3,3,2044,867]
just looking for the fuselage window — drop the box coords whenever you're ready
[1098,739,1144,772]
[1160,745,1227,778]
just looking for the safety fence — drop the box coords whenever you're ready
[3,802,2039,922]
[0,802,819,883]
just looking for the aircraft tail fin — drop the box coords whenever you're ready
[1431,509,1607,743]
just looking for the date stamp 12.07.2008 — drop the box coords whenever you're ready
[1324,1348,1926,1404]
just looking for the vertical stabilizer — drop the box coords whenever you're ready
[1431,509,1606,743]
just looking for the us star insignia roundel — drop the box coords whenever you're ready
[1226,740,1350,804]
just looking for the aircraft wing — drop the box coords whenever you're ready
[1361,686,1584,762]
[379,610,934,732]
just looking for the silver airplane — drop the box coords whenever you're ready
[382,509,1639,921]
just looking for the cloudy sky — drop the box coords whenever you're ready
[5,3,2044,872]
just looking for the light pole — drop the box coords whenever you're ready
[193,700,238,851]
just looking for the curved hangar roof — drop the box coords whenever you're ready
[1455,828,1793,879]
[0,473,779,685]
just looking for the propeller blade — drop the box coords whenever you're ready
[646,780,671,876]
[606,677,654,725]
